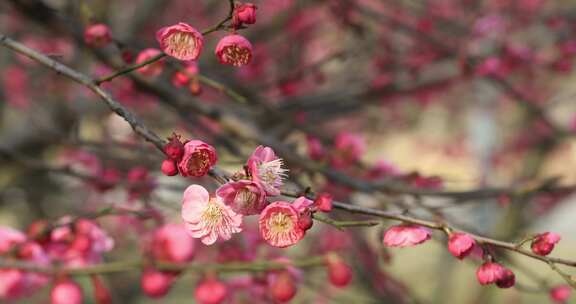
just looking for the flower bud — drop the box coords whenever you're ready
[51,279,83,304]
[314,193,333,212]
[161,159,178,176]
[232,3,257,28]
[141,269,174,298]
[269,272,296,303]
[550,285,572,303]
[326,254,352,287]
[476,262,505,285]
[84,24,112,48]
[194,277,227,304]
[447,233,476,259]
[531,232,561,256]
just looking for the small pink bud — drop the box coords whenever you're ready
[326,254,352,287]
[447,233,476,259]
[314,193,333,212]
[531,232,561,256]
[91,275,112,304]
[232,3,257,28]
[156,22,204,61]
[550,285,572,303]
[269,272,297,303]
[161,159,178,176]
[215,35,253,67]
[194,277,228,304]
[476,262,505,285]
[164,133,185,160]
[84,24,112,48]
[297,212,313,231]
[495,268,515,289]
[141,269,174,298]
[51,279,83,304]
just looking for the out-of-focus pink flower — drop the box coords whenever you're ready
[331,132,365,169]
[182,185,243,245]
[172,61,199,87]
[268,271,297,303]
[141,269,174,298]
[135,48,164,77]
[259,201,304,248]
[233,3,257,28]
[127,166,155,199]
[48,218,114,267]
[178,140,218,177]
[50,279,83,304]
[531,232,561,256]
[247,146,287,196]
[1,65,30,109]
[314,193,333,212]
[326,254,352,287]
[215,35,253,67]
[383,225,431,248]
[93,167,121,192]
[84,24,112,48]
[216,180,267,215]
[150,224,196,263]
[306,135,326,161]
[195,277,228,304]
[90,275,112,304]
[156,22,204,61]
[550,285,572,303]
[447,233,476,259]
[476,57,509,77]
[476,262,505,285]
[0,227,26,253]
[366,160,401,180]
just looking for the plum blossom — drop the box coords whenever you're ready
[215,35,253,67]
[156,22,204,61]
[331,132,365,168]
[135,48,164,77]
[149,224,196,263]
[195,277,228,304]
[216,180,267,215]
[141,269,175,298]
[247,146,288,196]
[550,285,572,303]
[50,279,83,304]
[233,3,257,28]
[178,140,218,177]
[182,185,243,245]
[84,23,112,48]
[447,233,476,259]
[259,201,304,248]
[476,262,505,285]
[383,225,431,248]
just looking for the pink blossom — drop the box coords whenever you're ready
[259,201,304,248]
[531,232,561,256]
[50,279,83,304]
[84,23,112,48]
[268,271,297,303]
[0,270,25,300]
[172,61,199,87]
[150,224,196,263]
[447,233,476,259]
[195,277,228,304]
[215,180,267,215]
[550,285,572,303]
[48,218,114,267]
[127,166,155,199]
[178,140,218,177]
[476,262,505,285]
[383,225,431,248]
[156,22,204,61]
[215,35,253,67]
[0,226,26,253]
[163,133,185,160]
[135,48,164,77]
[326,254,352,287]
[233,3,258,28]
[182,185,243,245]
[306,135,325,161]
[1,65,30,109]
[141,269,174,298]
[161,159,178,176]
[291,196,314,213]
[331,132,365,168]
[247,146,288,196]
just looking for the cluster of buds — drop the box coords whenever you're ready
[161,133,218,178]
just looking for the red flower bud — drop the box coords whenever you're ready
[195,277,228,304]
[531,232,561,256]
[326,254,352,287]
[232,3,257,28]
[141,269,174,298]
[314,193,333,212]
[161,159,178,176]
[51,279,83,304]
[269,272,297,303]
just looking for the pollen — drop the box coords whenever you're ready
[222,45,252,67]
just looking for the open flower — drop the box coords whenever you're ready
[383,225,431,248]
[178,140,217,177]
[182,185,242,245]
[247,146,288,196]
[156,22,204,61]
[216,180,267,215]
[259,201,304,248]
[215,35,253,67]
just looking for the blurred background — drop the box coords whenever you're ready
[2,0,576,303]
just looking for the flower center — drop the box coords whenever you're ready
[223,45,251,66]
[187,151,210,175]
[235,188,256,207]
[269,212,293,235]
[201,199,224,227]
[166,32,196,57]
